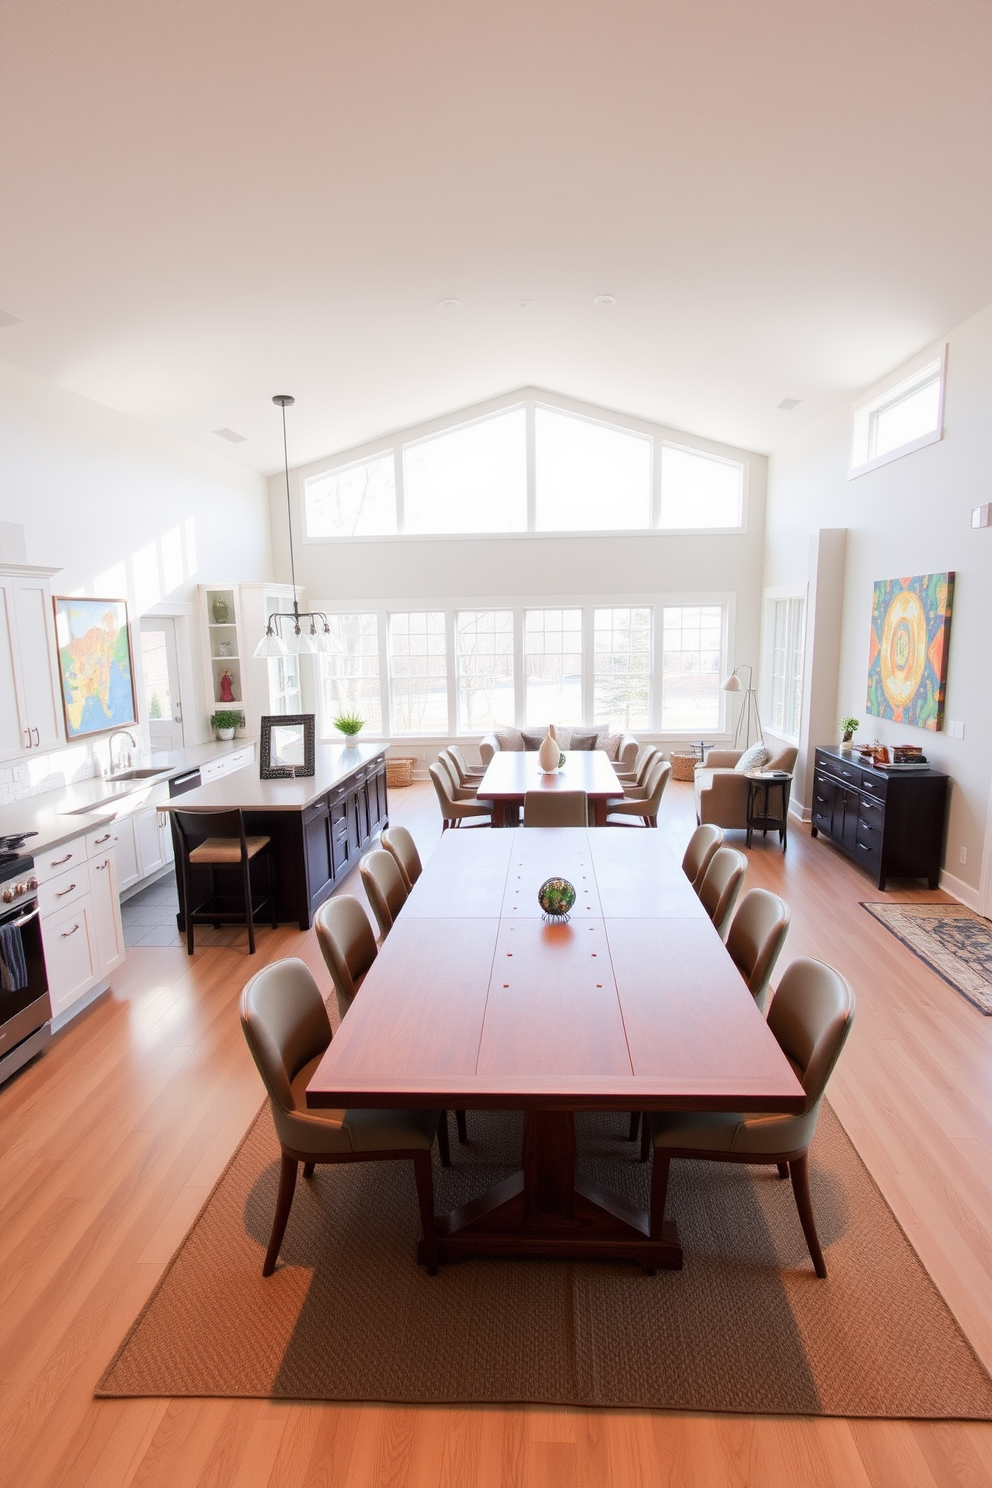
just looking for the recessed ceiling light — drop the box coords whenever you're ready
[777,397,802,411]
[517,298,535,309]
[0,307,24,330]
[593,294,616,307]
[214,427,247,443]
[438,298,462,311]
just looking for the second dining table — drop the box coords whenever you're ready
[307,827,804,1271]
[476,748,626,826]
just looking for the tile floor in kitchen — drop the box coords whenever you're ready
[121,874,246,949]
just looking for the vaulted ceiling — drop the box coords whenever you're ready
[2,0,991,473]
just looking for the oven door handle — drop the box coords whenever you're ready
[5,905,40,929]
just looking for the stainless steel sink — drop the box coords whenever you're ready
[107,768,165,781]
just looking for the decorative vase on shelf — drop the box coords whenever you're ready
[538,725,560,773]
[212,596,230,624]
[219,669,236,703]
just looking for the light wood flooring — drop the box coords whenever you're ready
[2,780,992,1488]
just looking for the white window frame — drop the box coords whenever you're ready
[761,586,806,745]
[298,388,751,543]
[309,589,736,742]
[849,344,947,478]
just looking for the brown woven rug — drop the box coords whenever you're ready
[98,1105,992,1417]
[862,901,992,1014]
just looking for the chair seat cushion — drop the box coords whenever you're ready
[343,1106,440,1151]
[286,1054,440,1153]
[189,835,270,863]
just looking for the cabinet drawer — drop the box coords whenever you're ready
[39,867,89,918]
[86,823,121,858]
[859,795,885,831]
[34,838,86,884]
[853,834,881,875]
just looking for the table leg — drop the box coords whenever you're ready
[592,799,610,827]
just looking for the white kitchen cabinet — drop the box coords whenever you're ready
[44,899,99,1019]
[132,803,175,879]
[90,818,140,892]
[89,850,125,977]
[0,565,63,762]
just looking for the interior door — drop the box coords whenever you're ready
[139,618,185,750]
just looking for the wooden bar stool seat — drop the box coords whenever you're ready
[173,808,279,955]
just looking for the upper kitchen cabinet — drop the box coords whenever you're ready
[0,566,64,761]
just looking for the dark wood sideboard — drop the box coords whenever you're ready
[810,745,948,890]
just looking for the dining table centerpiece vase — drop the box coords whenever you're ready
[538,726,560,773]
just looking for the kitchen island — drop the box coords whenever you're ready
[158,742,388,929]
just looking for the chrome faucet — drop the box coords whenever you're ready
[109,730,136,774]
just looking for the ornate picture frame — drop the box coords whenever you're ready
[259,713,316,778]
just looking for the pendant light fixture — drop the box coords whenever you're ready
[254,395,333,658]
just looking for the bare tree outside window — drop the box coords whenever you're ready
[456,611,514,731]
[524,609,582,725]
[389,612,448,732]
[319,613,382,732]
[661,605,725,730]
[593,607,650,730]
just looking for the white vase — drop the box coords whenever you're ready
[538,728,560,773]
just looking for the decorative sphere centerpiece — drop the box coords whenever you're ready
[538,877,577,922]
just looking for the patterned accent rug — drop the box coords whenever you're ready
[861,902,992,1015]
[96,1104,992,1417]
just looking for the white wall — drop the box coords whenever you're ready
[764,301,992,899]
[0,357,271,790]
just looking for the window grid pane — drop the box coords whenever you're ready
[659,445,743,530]
[455,611,514,732]
[305,455,397,537]
[389,612,448,733]
[769,598,805,740]
[661,605,725,730]
[593,607,651,731]
[319,614,382,732]
[535,407,651,531]
[524,608,583,725]
[403,410,527,534]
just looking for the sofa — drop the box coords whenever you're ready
[694,745,799,828]
[479,726,640,773]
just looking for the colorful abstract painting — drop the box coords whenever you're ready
[866,572,954,731]
[54,596,138,740]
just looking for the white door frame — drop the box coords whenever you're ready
[141,601,197,747]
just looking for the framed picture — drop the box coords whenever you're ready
[53,595,138,741]
[866,572,954,731]
[259,714,316,778]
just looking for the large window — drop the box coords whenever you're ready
[593,607,651,731]
[388,612,448,733]
[769,597,805,741]
[524,609,582,725]
[320,613,382,732]
[303,393,750,539]
[660,605,724,731]
[850,349,945,475]
[535,406,651,531]
[455,610,514,731]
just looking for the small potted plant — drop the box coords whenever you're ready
[838,715,859,752]
[211,708,244,741]
[333,711,364,745]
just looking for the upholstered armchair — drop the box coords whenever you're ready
[694,745,798,829]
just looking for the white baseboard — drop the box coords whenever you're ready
[936,867,980,911]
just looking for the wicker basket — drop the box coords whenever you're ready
[669,752,698,783]
[385,756,416,788]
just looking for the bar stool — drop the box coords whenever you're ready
[172,808,278,954]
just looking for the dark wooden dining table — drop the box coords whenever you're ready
[475,749,625,826]
[307,827,805,1271]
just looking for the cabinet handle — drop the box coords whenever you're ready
[51,853,73,867]
[23,728,31,749]
[55,882,77,897]
[94,833,112,844]
[94,861,107,872]
[31,727,40,747]
[60,923,80,938]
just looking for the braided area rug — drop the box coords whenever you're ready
[98,1105,992,1417]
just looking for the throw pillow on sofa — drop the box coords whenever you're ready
[520,729,548,751]
[494,727,524,751]
[568,731,599,751]
[734,742,770,773]
[595,730,623,760]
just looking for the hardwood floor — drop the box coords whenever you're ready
[2,778,992,1487]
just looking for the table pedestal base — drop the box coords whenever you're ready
[418,1110,683,1272]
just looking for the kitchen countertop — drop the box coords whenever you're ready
[157,741,385,814]
[0,740,256,858]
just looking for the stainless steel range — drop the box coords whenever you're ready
[0,843,51,1086]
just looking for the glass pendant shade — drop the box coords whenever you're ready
[254,628,289,659]
[295,628,318,656]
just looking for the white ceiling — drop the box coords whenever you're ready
[2,0,991,474]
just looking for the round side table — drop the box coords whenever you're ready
[745,770,793,851]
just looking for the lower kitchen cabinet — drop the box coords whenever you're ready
[44,900,99,1019]
[89,850,125,977]
[39,831,127,1022]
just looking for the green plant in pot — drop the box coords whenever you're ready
[211,709,244,741]
[839,715,859,751]
[333,711,364,743]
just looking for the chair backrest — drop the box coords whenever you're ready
[447,744,476,785]
[360,848,408,938]
[698,846,748,940]
[640,758,672,813]
[436,753,463,797]
[173,807,247,856]
[636,747,661,785]
[380,825,423,891]
[767,957,855,1115]
[523,789,588,827]
[726,887,790,1013]
[479,737,497,767]
[429,761,456,817]
[314,895,378,1021]
[682,823,724,891]
[240,958,331,1122]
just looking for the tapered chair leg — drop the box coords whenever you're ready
[242,856,256,954]
[263,1153,299,1276]
[640,1115,652,1162]
[303,1161,316,1179]
[648,1151,673,1241]
[789,1152,827,1278]
[627,1111,640,1141]
[777,1162,789,1179]
[456,1109,469,1144]
[436,1112,451,1167]
[413,1150,438,1275]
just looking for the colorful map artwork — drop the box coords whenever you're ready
[866,573,954,731]
[54,597,137,740]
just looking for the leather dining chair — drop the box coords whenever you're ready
[448,743,486,781]
[523,789,589,827]
[698,846,748,940]
[438,751,479,799]
[429,763,492,830]
[240,957,445,1275]
[613,745,660,786]
[725,888,791,1014]
[380,825,423,892]
[360,848,408,940]
[642,956,855,1278]
[172,807,277,954]
[314,894,378,1023]
[681,823,724,893]
[606,758,672,827]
